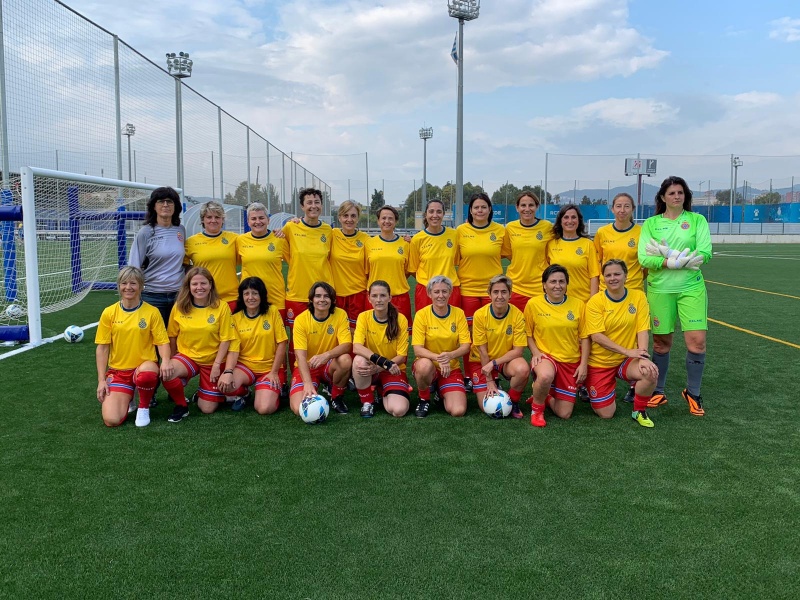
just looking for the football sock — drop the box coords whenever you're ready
[134,370,158,409]
[161,377,186,406]
[652,350,670,393]
[331,384,346,398]
[418,387,431,401]
[633,394,649,413]
[508,388,522,403]
[685,351,706,397]
[357,387,373,404]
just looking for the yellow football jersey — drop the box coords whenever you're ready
[237,231,288,310]
[353,309,409,359]
[502,219,553,298]
[408,228,460,286]
[184,231,240,302]
[545,237,600,304]
[167,302,238,365]
[331,229,370,296]
[412,305,471,371]
[523,295,587,364]
[95,301,169,370]
[292,307,352,367]
[232,305,288,373]
[585,289,651,368]
[283,220,333,302]
[468,303,527,363]
[365,234,410,294]
[456,222,506,297]
[593,223,644,292]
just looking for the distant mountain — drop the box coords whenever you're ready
[552,183,661,205]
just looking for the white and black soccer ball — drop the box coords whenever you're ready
[299,394,329,424]
[63,325,84,343]
[4,304,24,319]
[482,389,513,419]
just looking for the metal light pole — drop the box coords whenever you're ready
[122,123,135,181]
[166,52,193,197]
[448,0,480,226]
[731,157,743,228]
[419,127,433,210]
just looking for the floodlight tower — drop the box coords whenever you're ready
[419,127,433,209]
[122,123,135,181]
[448,0,479,226]
[731,156,743,226]
[166,52,193,196]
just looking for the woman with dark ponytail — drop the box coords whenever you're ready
[352,280,411,418]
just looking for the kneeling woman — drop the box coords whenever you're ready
[467,274,530,419]
[524,265,589,427]
[223,277,288,415]
[411,275,472,418]
[584,259,659,428]
[289,282,353,416]
[161,267,238,422]
[352,280,412,418]
[95,266,173,427]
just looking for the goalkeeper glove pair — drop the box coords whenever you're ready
[645,238,703,270]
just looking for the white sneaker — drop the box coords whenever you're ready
[128,397,137,414]
[135,407,151,427]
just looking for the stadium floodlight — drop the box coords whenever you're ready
[122,123,135,181]
[448,0,480,226]
[419,127,433,210]
[730,156,743,226]
[166,52,192,196]
[165,52,193,78]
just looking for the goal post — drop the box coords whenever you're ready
[0,167,181,347]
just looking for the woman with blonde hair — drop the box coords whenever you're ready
[331,200,370,329]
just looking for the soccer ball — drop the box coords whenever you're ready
[482,389,513,419]
[63,325,84,343]
[299,394,329,424]
[4,304,23,319]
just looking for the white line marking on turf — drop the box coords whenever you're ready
[713,252,800,260]
[0,321,99,360]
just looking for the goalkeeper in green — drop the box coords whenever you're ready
[638,176,712,416]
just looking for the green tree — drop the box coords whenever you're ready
[370,188,385,214]
[224,181,265,207]
[580,195,591,205]
[715,189,744,206]
[754,191,782,204]
[491,182,521,207]
[520,184,552,204]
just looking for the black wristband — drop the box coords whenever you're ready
[376,356,392,369]
[223,369,234,375]
[369,353,381,366]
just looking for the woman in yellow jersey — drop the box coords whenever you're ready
[546,204,599,304]
[224,277,288,415]
[289,282,353,416]
[366,205,411,329]
[584,259,659,428]
[456,193,506,325]
[160,267,239,422]
[95,266,172,428]
[502,191,553,312]
[184,201,239,311]
[524,265,589,427]
[412,276,472,418]
[237,202,288,322]
[408,198,460,310]
[467,275,529,419]
[352,280,412,418]
[331,201,370,329]
[593,192,645,405]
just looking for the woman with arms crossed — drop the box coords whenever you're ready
[331,201,371,330]
[95,266,172,427]
[352,280,412,418]
[408,199,461,310]
[638,176,710,416]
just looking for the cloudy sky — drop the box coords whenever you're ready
[65,0,800,199]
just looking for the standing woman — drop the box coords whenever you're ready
[638,176,711,416]
[456,193,506,326]
[95,266,173,428]
[502,191,553,312]
[365,205,411,328]
[184,201,239,312]
[546,204,599,304]
[237,202,288,322]
[352,280,411,418]
[524,265,589,427]
[128,186,185,326]
[408,199,461,310]
[584,259,659,428]
[223,277,288,415]
[467,275,529,419]
[331,201,370,330]
[411,276,472,418]
[160,267,239,422]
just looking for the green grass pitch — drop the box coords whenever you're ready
[1,244,799,599]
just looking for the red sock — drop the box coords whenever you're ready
[356,387,372,404]
[633,394,649,413]
[162,377,187,406]
[508,388,522,403]
[331,385,346,399]
[134,370,158,409]
[418,388,431,401]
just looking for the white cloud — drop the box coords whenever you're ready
[769,17,800,42]
[530,98,678,131]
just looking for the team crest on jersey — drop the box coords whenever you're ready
[505,325,512,335]
[576,247,584,256]
[681,221,690,230]
[207,315,216,324]
[397,247,404,255]
[263,321,271,331]
[268,243,275,252]
[450,323,457,333]
[138,318,147,329]
[589,386,598,398]
[221,237,229,245]
[356,240,363,247]
[490,233,497,242]
[536,231,543,240]
[653,316,660,327]
[287,308,294,319]
[566,310,575,321]
[327,325,334,335]
[446,239,453,248]
[627,238,636,248]
[628,303,636,314]
[319,234,327,243]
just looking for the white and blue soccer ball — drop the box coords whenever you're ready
[63,325,84,343]
[299,394,329,424]
[482,389,513,419]
[4,304,24,319]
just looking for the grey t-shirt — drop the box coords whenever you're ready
[129,224,186,293]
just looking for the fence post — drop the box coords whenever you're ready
[218,107,224,201]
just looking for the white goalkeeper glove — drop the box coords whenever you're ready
[666,248,695,269]
[645,238,672,258]
[684,254,704,270]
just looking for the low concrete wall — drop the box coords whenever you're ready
[711,235,800,243]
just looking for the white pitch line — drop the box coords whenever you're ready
[713,252,800,261]
[0,322,99,360]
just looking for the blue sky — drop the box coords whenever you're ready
[66,0,800,201]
